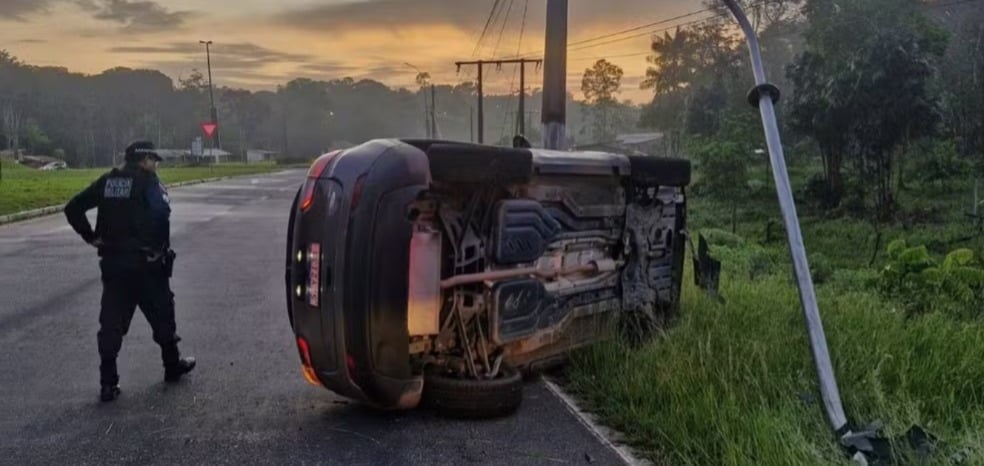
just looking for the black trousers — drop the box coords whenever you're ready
[98,256,180,386]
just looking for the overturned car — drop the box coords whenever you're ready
[285,139,690,418]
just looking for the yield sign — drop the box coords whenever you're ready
[202,122,217,137]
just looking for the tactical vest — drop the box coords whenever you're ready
[94,166,154,255]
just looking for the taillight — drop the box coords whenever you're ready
[300,150,342,212]
[296,336,322,387]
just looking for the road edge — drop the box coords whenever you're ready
[541,376,653,466]
[0,172,284,226]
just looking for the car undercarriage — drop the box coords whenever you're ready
[404,155,687,416]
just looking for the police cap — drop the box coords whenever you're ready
[124,140,162,162]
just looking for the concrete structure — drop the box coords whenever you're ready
[247,149,278,163]
[151,147,233,164]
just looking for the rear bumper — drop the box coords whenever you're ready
[288,140,428,409]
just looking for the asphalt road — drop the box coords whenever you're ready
[0,170,627,466]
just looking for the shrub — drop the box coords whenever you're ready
[879,239,984,317]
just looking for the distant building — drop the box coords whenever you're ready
[18,155,69,169]
[246,149,278,163]
[151,148,233,164]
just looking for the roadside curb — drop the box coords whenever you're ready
[0,172,284,226]
[541,377,653,466]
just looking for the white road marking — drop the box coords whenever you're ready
[541,376,651,466]
[181,185,295,192]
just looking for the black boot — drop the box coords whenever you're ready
[100,385,121,402]
[164,357,196,382]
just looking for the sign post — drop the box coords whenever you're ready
[202,122,218,164]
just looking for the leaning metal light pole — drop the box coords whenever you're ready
[721,0,848,434]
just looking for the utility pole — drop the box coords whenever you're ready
[516,60,542,135]
[455,58,542,144]
[518,61,526,135]
[404,63,432,138]
[542,0,568,149]
[199,40,221,154]
[430,84,438,139]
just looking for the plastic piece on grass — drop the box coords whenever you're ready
[841,423,939,465]
[688,233,723,302]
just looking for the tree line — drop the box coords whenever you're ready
[605,0,984,221]
[0,51,595,168]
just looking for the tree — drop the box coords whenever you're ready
[693,139,749,233]
[278,78,333,158]
[788,0,947,215]
[940,4,984,171]
[581,59,624,142]
[639,22,742,155]
[0,51,27,155]
[222,89,270,161]
[581,59,623,104]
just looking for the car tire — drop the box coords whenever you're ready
[628,155,691,187]
[427,143,533,185]
[422,365,523,419]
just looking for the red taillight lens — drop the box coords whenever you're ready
[300,181,317,212]
[296,336,321,387]
[300,150,343,212]
[297,336,312,366]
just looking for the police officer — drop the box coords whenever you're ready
[65,140,195,402]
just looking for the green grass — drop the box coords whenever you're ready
[0,160,280,216]
[570,266,984,465]
[566,164,984,465]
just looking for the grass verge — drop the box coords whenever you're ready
[566,169,984,465]
[568,268,984,465]
[0,160,280,216]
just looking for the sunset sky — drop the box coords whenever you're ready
[0,0,699,103]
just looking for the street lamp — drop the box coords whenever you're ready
[199,40,221,154]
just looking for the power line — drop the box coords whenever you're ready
[500,0,530,140]
[566,16,716,53]
[472,0,503,58]
[561,0,984,63]
[517,0,529,56]
[569,52,651,62]
[485,0,509,57]
[506,0,981,64]
[505,0,785,60]
[492,0,516,59]
[504,5,718,59]
[567,7,714,48]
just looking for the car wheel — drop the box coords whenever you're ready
[427,143,533,185]
[422,365,523,419]
[628,155,691,187]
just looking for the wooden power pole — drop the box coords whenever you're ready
[455,58,542,144]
